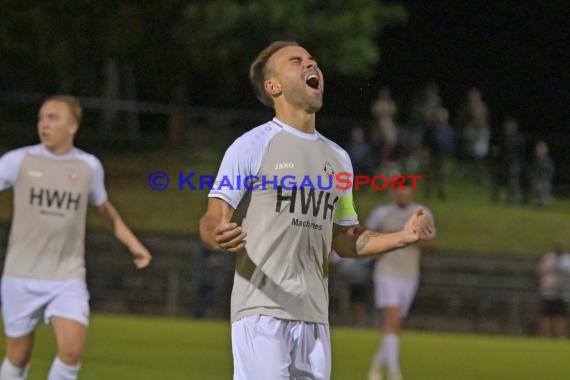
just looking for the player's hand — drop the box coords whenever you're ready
[130,243,152,269]
[401,207,434,245]
[214,222,247,253]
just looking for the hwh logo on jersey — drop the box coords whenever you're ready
[275,186,338,220]
[29,187,81,211]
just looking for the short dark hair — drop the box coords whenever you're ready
[249,41,299,108]
[43,95,82,124]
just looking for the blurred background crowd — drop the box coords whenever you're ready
[349,84,555,206]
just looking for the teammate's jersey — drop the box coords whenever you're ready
[209,118,358,324]
[537,251,570,299]
[365,203,435,281]
[0,144,108,281]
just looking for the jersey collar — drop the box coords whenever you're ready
[272,118,320,141]
[38,144,77,161]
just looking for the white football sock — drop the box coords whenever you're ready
[47,357,80,380]
[383,333,400,374]
[0,358,28,380]
[373,336,387,367]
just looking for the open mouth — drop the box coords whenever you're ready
[306,74,320,90]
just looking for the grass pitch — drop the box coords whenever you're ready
[4,313,569,380]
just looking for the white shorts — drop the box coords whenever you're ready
[373,275,418,317]
[1,276,90,338]
[231,314,331,380]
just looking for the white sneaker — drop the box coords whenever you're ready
[367,360,383,380]
[388,371,403,380]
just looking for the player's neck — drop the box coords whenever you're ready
[43,143,74,156]
[274,109,316,134]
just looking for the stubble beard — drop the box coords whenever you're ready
[302,90,323,114]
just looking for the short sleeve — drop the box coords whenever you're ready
[559,253,570,273]
[89,158,108,206]
[0,149,26,191]
[208,136,265,209]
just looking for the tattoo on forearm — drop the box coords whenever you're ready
[355,230,381,254]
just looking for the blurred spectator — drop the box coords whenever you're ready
[408,82,442,127]
[423,106,457,200]
[490,117,525,204]
[456,87,490,132]
[347,126,373,177]
[371,87,399,175]
[462,121,490,181]
[458,88,490,182]
[530,141,555,207]
[536,242,570,338]
[330,251,372,328]
[406,82,442,175]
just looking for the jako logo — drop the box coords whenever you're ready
[274,162,295,170]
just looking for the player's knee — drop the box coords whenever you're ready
[5,354,30,370]
[384,322,401,334]
[57,346,83,365]
[383,311,402,333]
[6,339,34,368]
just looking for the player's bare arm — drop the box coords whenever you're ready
[199,198,247,253]
[96,200,152,269]
[333,207,433,258]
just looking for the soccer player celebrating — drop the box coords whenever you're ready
[366,187,436,380]
[0,96,152,380]
[200,41,433,379]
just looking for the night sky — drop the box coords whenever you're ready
[372,1,569,137]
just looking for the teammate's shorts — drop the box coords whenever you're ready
[1,276,90,338]
[231,314,331,380]
[540,298,567,317]
[373,275,418,317]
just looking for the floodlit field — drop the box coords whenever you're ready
[3,314,569,380]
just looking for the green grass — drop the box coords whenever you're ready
[4,314,570,380]
[0,149,569,255]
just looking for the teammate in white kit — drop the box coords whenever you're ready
[0,96,152,380]
[199,41,433,380]
[366,187,436,380]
